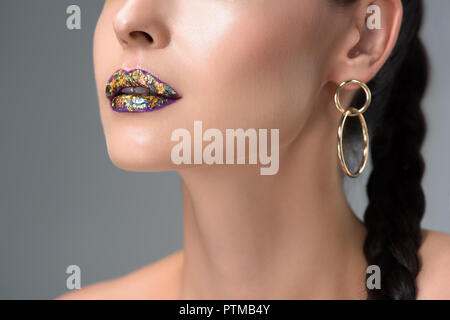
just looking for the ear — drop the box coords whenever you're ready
[326,0,403,90]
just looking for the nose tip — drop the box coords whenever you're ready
[113,3,170,49]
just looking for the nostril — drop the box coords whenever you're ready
[129,31,154,44]
[144,33,154,43]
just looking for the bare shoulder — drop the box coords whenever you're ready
[416,229,450,299]
[55,250,184,300]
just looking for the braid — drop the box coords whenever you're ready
[364,35,428,299]
[361,1,429,299]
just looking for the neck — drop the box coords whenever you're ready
[177,109,368,299]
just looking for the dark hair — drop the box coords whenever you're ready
[333,0,429,299]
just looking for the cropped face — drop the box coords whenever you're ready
[93,0,343,171]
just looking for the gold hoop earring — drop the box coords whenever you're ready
[334,80,371,178]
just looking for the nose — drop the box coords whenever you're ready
[113,0,170,49]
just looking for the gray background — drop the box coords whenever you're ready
[0,1,449,299]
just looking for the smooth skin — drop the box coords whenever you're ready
[58,0,450,299]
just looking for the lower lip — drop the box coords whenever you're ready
[110,94,179,112]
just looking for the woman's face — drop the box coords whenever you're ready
[94,0,343,171]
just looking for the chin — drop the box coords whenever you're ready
[104,133,174,172]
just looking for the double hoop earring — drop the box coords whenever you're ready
[334,80,372,178]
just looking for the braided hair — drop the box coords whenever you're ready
[333,0,429,299]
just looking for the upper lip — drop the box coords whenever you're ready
[105,68,180,100]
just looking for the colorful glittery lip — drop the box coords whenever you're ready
[105,68,181,112]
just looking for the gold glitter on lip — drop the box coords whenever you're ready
[105,68,180,112]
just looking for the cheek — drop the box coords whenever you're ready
[181,5,323,146]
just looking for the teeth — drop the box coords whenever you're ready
[120,87,150,95]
